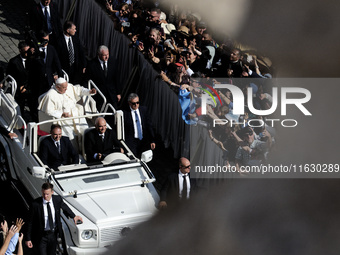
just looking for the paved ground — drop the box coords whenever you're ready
[0,0,33,69]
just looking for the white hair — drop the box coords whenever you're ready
[98,45,109,55]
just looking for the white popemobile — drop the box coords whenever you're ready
[0,75,159,255]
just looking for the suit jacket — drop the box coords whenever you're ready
[85,57,120,108]
[84,128,122,163]
[6,55,30,109]
[123,106,155,155]
[55,35,86,84]
[29,2,63,41]
[39,136,79,170]
[27,44,63,96]
[6,54,28,88]
[160,172,196,207]
[26,195,75,244]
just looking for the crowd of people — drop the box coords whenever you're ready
[0,0,278,170]
[0,0,279,252]
[102,0,277,169]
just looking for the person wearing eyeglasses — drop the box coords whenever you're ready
[123,93,155,157]
[158,157,196,209]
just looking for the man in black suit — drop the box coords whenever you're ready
[85,45,121,110]
[27,30,63,94]
[39,124,79,170]
[159,157,195,209]
[25,182,82,255]
[55,21,87,84]
[123,93,155,157]
[26,30,63,122]
[6,41,30,117]
[29,0,63,46]
[84,117,123,163]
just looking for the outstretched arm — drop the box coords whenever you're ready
[0,225,17,255]
[17,233,24,255]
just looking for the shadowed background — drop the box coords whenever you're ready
[104,0,340,254]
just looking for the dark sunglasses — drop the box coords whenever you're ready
[130,102,140,106]
[181,165,191,169]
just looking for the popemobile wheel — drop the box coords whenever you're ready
[0,145,10,182]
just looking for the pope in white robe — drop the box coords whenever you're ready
[38,77,97,150]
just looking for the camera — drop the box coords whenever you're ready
[25,30,47,59]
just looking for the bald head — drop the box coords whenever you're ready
[95,117,107,134]
[179,157,191,174]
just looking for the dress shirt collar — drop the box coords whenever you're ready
[40,46,47,52]
[40,3,50,11]
[178,169,188,177]
[20,56,26,67]
[130,106,139,112]
[98,58,107,67]
[51,136,60,144]
[43,196,53,205]
[64,34,71,42]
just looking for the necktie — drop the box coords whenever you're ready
[68,38,74,65]
[47,202,54,230]
[101,134,104,141]
[182,175,188,199]
[44,7,52,33]
[135,111,143,140]
[44,6,48,20]
[56,141,61,154]
[103,62,107,77]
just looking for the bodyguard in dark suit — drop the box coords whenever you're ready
[55,21,87,84]
[85,45,121,110]
[6,41,30,116]
[6,41,29,91]
[26,182,82,255]
[84,117,123,163]
[159,157,196,209]
[27,31,63,95]
[39,124,79,170]
[123,93,155,157]
[29,0,63,46]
